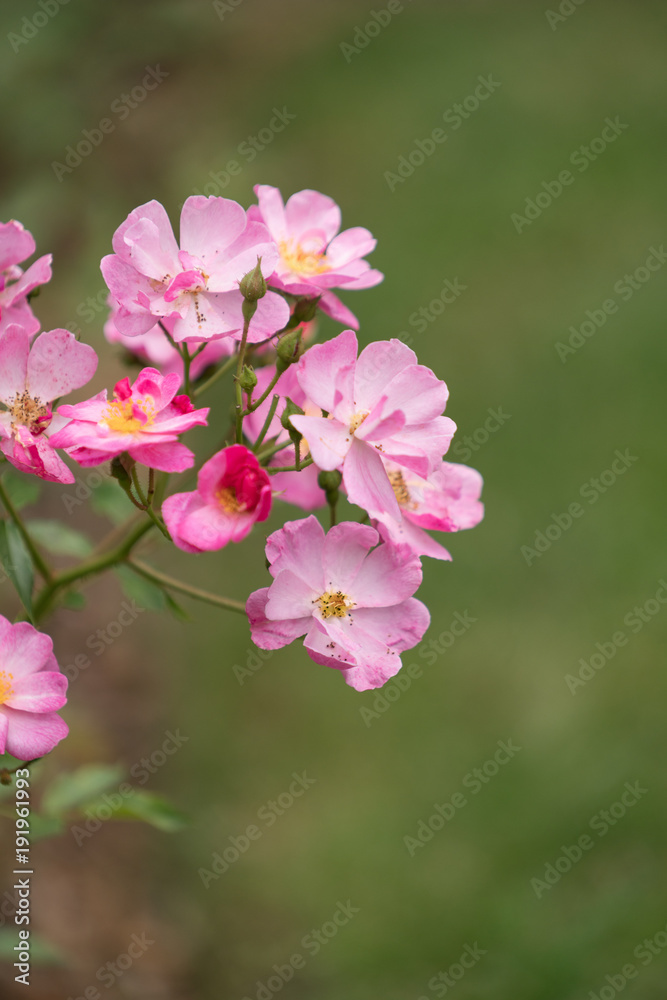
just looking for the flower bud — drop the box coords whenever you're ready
[291,295,320,325]
[317,470,342,494]
[110,454,134,489]
[280,398,305,432]
[239,257,267,302]
[238,365,258,393]
[276,329,304,373]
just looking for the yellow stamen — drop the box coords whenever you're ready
[279,239,331,276]
[0,670,15,705]
[9,391,49,433]
[103,398,155,434]
[216,486,245,514]
[316,590,354,619]
[349,411,369,434]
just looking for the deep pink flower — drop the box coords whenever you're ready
[162,445,272,552]
[374,459,484,561]
[104,299,233,386]
[0,324,98,483]
[248,185,383,329]
[247,516,430,691]
[289,330,456,521]
[51,368,208,473]
[0,220,52,337]
[243,365,325,511]
[0,616,68,760]
[101,197,290,344]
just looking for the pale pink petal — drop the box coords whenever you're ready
[354,339,417,412]
[179,196,247,267]
[247,588,311,649]
[1,254,52,306]
[6,671,67,712]
[162,492,202,553]
[321,521,378,592]
[382,365,449,425]
[264,515,325,590]
[317,291,359,329]
[0,706,68,760]
[284,189,341,244]
[112,200,180,277]
[375,515,453,562]
[0,323,30,402]
[0,221,35,271]
[0,619,54,677]
[326,227,376,267]
[27,330,98,402]
[253,185,288,241]
[289,415,351,471]
[342,438,401,520]
[265,569,319,620]
[294,329,358,412]
[129,441,195,472]
[351,541,422,607]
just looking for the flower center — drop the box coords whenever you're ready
[388,469,416,509]
[0,670,14,705]
[103,398,155,434]
[349,411,369,434]
[216,486,245,514]
[9,392,50,434]
[316,590,354,619]
[279,239,331,276]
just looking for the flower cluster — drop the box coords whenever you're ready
[0,186,483,758]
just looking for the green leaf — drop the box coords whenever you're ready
[164,590,190,621]
[0,520,34,619]
[110,790,187,832]
[41,764,125,818]
[0,929,67,966]
[62,589,86,610]
[2,469,41,511]
[90,478,136,525]
[115,564,167,612]
[27,519,93,558]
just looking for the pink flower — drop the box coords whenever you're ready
[248,185,383,329]
[289,330,456,521]
[374,459,484,561]
[243,365,325,511]
[104,298,233,386]
[51,368,208,473]
[163,445,272,552]
[0,324,98,483]
[0,220,52,337]
[247,516,430,691]
[0,616,68,760]
[101,197,290,344]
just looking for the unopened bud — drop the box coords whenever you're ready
[317,470,342,494]
[291,296,320,325]
[239,257,267,302]
[280,398,304,433]
[110,454,134,489]
[276,329,304,372]
[238,365,258,393]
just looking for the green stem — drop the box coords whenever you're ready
[242,367,283,416]
[266,455,314,474]
[253,395,280,452]
[32,519,154,623]
[128,559,246,614]
[0,476,54,584]
[194,354,237,399]
[234,311,253,444]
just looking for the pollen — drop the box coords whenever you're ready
[387,468,416,508]
[103,398,155,434]
[316,590,354,619]
[9,391,50,434]
[0,670,14,705]
[279,239,331,276]
[349,411,369,434]
[216,486,245,514]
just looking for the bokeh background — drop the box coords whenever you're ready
[1,1,666,997]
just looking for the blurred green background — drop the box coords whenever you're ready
[1,0,666,997]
